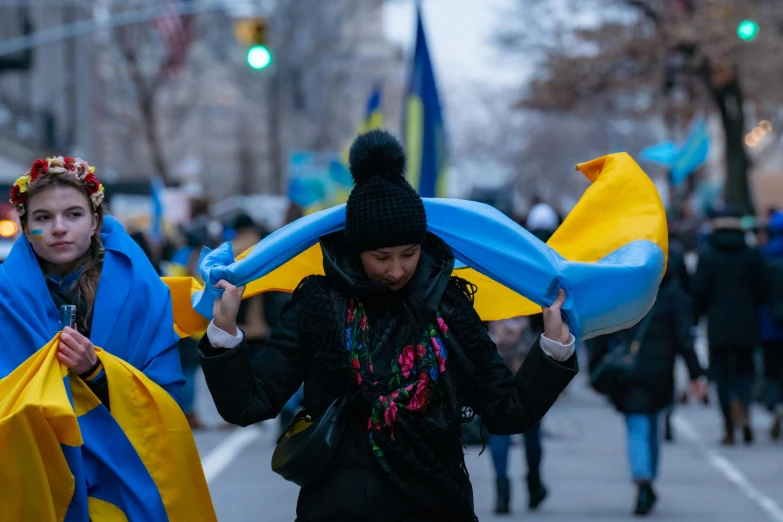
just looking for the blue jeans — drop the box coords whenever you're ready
[488,422,542,484]
[624,413,660,482]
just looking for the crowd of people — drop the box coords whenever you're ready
[4,136,781,521]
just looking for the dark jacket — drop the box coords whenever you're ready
[591,255,703,414]
[692,228,767,352]
[199,232,578,522]
[760,212,783,342]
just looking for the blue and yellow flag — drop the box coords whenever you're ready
[404,6,447,198]
[166,153,668,342]
[0,216,213,519]
[340,84,386,177]
[0,335,216,521]
[335,85,385,200]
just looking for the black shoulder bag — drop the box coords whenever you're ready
[589,310,655,397]
[271,318,396,488]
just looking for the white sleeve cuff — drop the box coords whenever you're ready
[540,333,576,362]
[207,321,244,349]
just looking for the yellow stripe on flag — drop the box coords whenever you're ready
[165,153,667,335]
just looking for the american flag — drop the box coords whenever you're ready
[154,0,193,75]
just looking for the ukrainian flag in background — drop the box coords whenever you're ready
[320,85,385,209]
[404,4,448,198]
[340,85,385,169]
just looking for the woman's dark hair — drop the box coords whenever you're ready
[21,172,106,332]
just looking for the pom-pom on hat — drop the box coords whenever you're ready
[344,130,427,252]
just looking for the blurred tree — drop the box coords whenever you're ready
[98,1,197,185]
[449,84,657,214]
[498,0,783,213]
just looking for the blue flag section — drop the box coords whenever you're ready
[640,116,710,186]
[190,153,668,343]
[404,6,448,198]
[0,217,215,520]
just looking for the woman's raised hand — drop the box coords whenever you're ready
[542,288,571,345]
[213,280,245,335]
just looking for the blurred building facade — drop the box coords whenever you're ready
[0,0,405,202]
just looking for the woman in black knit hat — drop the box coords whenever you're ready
[198,130,578,522]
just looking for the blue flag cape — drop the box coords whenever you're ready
[0,216,184,394]
[190,154,667,342]
[0,216,199,520]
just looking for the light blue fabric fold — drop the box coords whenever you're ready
[194,199,664,341]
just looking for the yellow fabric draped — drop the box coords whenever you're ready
[165,152,667,338]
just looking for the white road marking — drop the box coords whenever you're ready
[202,425,263,484]
[672,415,783,522]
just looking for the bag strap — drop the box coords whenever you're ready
[629,308,655,353]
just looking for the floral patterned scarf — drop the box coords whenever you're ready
[345,299,452,472]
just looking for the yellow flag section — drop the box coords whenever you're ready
[454,153,668,317]
[165,152,668,336]
[0,334,217,521]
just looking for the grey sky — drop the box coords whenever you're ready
[382,0,525,89]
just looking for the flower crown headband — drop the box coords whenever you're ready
[10,157,105,217]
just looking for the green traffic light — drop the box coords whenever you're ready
[737,20,759,41]
[247,46,272,70]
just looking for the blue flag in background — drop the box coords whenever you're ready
[150,177,165,243]
[362,85,383,133]
[640,117,710,186]
[404,5,448,198]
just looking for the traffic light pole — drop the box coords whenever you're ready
[267,64,283,195]
[0,0,228,58]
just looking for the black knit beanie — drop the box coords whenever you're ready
[344,130,427,253]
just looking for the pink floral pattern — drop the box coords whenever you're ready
[345,300,454,473]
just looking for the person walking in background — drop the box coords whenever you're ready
[759,210,783,440]
[591,253,707,516]
[483,201,563,514]
[487,317,549,514]
[692,207,768,445]
[662,236,696,441]
[231,213,269,351]
[167,230,211,429]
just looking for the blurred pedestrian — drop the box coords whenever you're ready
[759,210,783,440]
[591,253,706,516]
[487,317,549,514]
[231,213,269,350]
[167,230,210,429]
[692,207,768,445]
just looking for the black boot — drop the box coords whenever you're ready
[721,419,735,446]
[527,479,548,511]
[771,406,783,441]
[664,413,674,443]
[495,476,510,514]
[634,482,657,516]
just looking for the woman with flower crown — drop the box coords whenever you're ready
[198,131,578,522]
[0,156,185,407]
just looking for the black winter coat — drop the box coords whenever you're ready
[692,228,767,353]
[198,232,578,522]
[591,265,703,414]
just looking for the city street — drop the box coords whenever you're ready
[193,368,783,522]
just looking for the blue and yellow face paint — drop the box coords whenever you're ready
[29,229,43,240]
